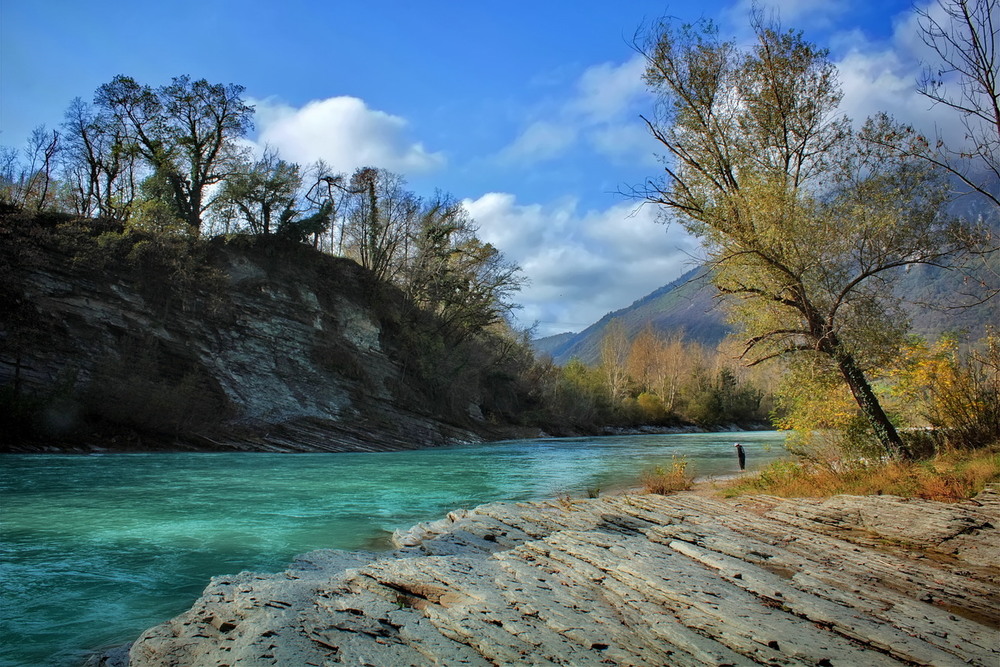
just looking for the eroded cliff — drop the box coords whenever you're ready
[0,215,503,450]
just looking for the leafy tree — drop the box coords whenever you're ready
[216,148,301,235]
[556,358,613,426]
[406,194,523,338]
[95,75,254,232]
[679,367,761,426]
[635,15,975,457]
[276,200,334,244]
[890,331,1000,449]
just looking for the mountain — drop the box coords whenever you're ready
[535,258,998,368]
[533,266,728,366]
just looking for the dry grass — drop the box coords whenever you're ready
[642,456,694,495]
[723,445,1000,501]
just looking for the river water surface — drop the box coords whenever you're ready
[0,431,786,666]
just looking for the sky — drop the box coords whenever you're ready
[1,0,958,336]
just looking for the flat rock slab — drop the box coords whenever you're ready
[121,488,1000,666]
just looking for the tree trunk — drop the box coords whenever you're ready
[835,349,908,459]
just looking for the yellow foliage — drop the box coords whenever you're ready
[885,336,961,427]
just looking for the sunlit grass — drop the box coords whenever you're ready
[723,444,1000,501]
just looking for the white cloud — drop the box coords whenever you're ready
[499,120,578,163]
[464,192,699,336]
[571,57,649,122]
[723,0,853,35]
[587,123,660,164]
[251,96,445,175]
[831,2,969,146]
[721,1,967,147]
[499,56,655,166]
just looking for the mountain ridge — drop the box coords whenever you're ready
[534,259,998,367]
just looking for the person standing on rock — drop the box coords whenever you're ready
[734,443,746,471]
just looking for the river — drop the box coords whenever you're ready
[0,431,786,666]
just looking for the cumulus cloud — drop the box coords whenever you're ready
[570,57,649,122]
[251,96,445,175]
[464,192,700,336]
[499,56,657,166]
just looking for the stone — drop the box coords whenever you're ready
[118,488,1000,666]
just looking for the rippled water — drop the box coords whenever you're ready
[0,431,786,666]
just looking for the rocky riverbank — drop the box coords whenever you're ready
[99,486,999,666]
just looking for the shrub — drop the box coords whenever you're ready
[642,456,694,494]
[636,391,667,422]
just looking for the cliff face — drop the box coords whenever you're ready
[0,216,489,451]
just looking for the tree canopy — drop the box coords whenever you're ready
[94,75,254,232]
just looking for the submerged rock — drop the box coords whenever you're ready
[119,487,1000,666]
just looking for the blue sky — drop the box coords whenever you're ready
[2,0,948,336]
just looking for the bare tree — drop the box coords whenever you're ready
[1,126,61,211]
[867,0,999,207]
[341,167,419,282]
[62,97,140,219]
[302,160,348,252]
[920,0,999,204]
[601,319,631,403]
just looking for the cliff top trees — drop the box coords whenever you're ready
[95,75,254,233]
[216,148,301,236]
[406,194,524,337]
[635,15,974,457]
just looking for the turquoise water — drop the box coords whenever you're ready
[0,431,786,666]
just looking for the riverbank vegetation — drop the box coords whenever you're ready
[724,445,1000,501]
[641,456,695,494]
[530,324,775,432]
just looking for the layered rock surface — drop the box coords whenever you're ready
[1,228,488,451]
[119,487,999,666]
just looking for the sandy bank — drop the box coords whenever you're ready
[102,486,999,666]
